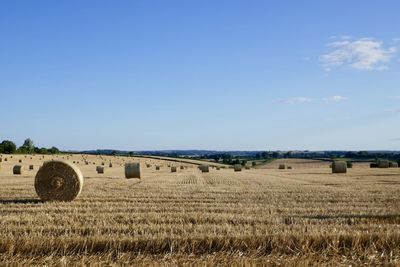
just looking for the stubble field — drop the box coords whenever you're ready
[0,155,399,266]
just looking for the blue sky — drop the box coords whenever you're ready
[1,1,399,151]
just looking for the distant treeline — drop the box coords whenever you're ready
[0,138,60,155]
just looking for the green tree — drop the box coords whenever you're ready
[22,138,34,153]
[0,140,17,154]
[48,147,60,154]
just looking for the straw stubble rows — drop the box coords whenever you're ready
[0,155,399,266]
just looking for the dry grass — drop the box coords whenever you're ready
[0,154,399,266]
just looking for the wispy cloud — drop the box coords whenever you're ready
[278,97,312,104]
[390,96,400,100]
[323,95,348,102]
[320,37,397,71]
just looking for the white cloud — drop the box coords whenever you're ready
[320,37,397,71]
[278,97,312,104]
[323,95,348,102]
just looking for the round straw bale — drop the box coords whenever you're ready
[29,165,34,170]
[146,164,151,168]
[378,160,390,168]
[19,159,22,163]
[347,162,353,168]
[279,164,286,170]
[171,166,177,172]
[125,163,141,179]
[34,161,83,202]
[4,158,7,162]
[389,162,398,168]
[156,166,160,170]
[199,164,209,173]
[245,165,250,170]
[180,166,184,170]
[101,162,105,166]
[96,166,104,174]
[332,161,347,173]
[234,164,242,172]
[13,165,23,175]
[370,162,378,168]
[287,166,293,170]
[109,162,113,168]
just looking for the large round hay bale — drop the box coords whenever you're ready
[199,164,209,173]
[34,161,83,202]
[245,165,250,170]
[370,162,378,168]
[125,163,141,179]
[96,166,104,174]
[13,165,23,175]
[332,161,347,173]
[279,164,286,170]
[389,162,398,168]
[234,164,242,172]
[109,162,113,168]
[378,160,390,168]
[156,166,160,170]
[29,165,34,170]
[19,159,22,163]
[180,166,184,170]
[171,166,177,172]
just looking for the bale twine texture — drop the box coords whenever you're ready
[34,161,83,202]
[125,163,141,179]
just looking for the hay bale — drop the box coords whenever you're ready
[146,164,151,168]
[13,165,23,175]
[332,161,347,173]
[378,160,390,168]
[279,164,286,170]
[346,162,353,168]
[245,165,250,170]
[370,162,378,168]
[125,163,141,179]
[234,164,242,172]
[29,165,34,170]
[389,162,399,168]
[4,158,7,162]
[171,166,177,172]
[34,161,83,202]
[199,165,209,173]
[180,166,184,170]
[156,166,160,170]
[109,162,113,168]
[19,159,22,163]
[96,166,104,174]
[287,166,293,170]
[101,162,105,166]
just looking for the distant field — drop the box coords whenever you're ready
[0,155,399,266]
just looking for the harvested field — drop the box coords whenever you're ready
[0,155,400,266]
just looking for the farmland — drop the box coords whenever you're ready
[0,155,400,266]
